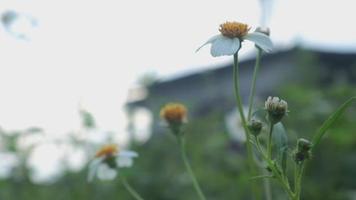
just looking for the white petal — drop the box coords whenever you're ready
[210,35,240,57]
[119,150,138,158]
[97,164,117,180]
[244,32,273,52]
[87,158,103,182]
[196,34,220,52]
[116,156,134,168]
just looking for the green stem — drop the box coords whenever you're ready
[119,174,144,200]
[267,122,274,160]
[233,53,260,199]
[263,171,272,200]
[294,163,298,194]
[256,137,295,200]
[247,48,262,120]
[294,163,305,200]
[177,136,207,200]
[248,48,272,200]
[265,156,294,200]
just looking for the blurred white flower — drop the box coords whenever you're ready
[1,10,38,40]
[197,21,273,57]
[225,107,248,142]
[87,144,138,182]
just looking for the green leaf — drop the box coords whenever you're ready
[251,109,268,123]
[312,97,356,150]
[272,122,288,174]
[249,174,274,181]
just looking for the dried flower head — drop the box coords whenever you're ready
[265,96,288,124]
[197,21,273,57]
[160,103,187,125]
[219,21,250,38]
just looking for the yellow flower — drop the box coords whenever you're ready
[160,103,187,124]
[219,22,250,38]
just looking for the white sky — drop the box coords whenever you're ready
[0,0,355,182]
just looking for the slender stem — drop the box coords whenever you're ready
[256,137,295,200]
[263,171,272,200]
[233,53,260,199]
[248,48,273,200]
[267,122,274,160]
[265,155,295,200]
[247,48,262,120]
[119,174,144,200]
[294,163,305,200]
[294,162,298,194]
[177,136,207,200]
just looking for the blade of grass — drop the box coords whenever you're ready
[312,97,356,150]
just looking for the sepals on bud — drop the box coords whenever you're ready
[265,96,288,124]
[248,119,263,136]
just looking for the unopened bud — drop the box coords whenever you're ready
[265,96,288,124]
[160,103,188,135]
[248,119,263,136]
[255,27,270,36]
[294,138,313,164]
[294,151,312,164]
[297,138,312,152]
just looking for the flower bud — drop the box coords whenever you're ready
[265,96,288,124]
[294,138,312,164]
[294,150,312,164]
[248,119,263,136]
[255,27,270,36]
[297,138,312,152]
[160,103,187,135]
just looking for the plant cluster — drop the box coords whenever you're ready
[87,21,356,200]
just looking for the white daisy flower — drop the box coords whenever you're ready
[197,21,273,57]
[87,144,138,182]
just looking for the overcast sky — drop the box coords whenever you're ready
[0,0,355,181]
[0,0,355,135]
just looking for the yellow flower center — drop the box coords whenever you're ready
[160,103,187,124]
[219,21,250,38]
[95,144,119,158]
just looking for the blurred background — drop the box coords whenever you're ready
[0,0,355,199]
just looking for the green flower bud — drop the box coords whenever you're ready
[265,96,288,124]
[297,138,312,152]
[248,119,263,136]
[294,138,313,164]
